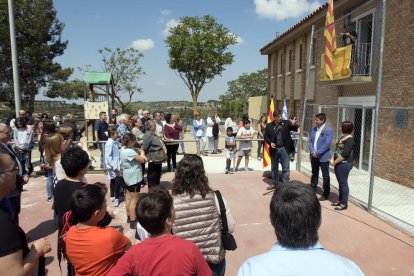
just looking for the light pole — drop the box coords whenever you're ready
[8,0,21,117]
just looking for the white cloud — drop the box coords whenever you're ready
[155,81,167,86]
[130,39,155,51]
[236,36,245,44]
[160,9,171,16]
[254,0,321,21]
[163,19,179,37]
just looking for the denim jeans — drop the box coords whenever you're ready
[196,136,206,152]
[16,150,33,175]
[98,143,105,168]
[310,157,330,196]
[46,169,53,198]
[271,147,290,186]
[209,258,226,276]
[334,162,353,204]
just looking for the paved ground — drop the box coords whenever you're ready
[19,151,414,275]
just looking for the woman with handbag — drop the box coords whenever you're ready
[171,154,235,276]
[330,121,355,211]
[143,120,165,190]
[120,133,146,229]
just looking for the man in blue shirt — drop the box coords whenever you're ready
[94,112,108,169]
[237,181,364,276]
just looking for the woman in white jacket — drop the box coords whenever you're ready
[206,111,221,154]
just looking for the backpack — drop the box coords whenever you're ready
[58,210,76,274]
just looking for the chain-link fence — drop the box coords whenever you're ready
[297,0,414,235]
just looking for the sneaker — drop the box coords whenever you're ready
[229,170,234,174]
[110,197,115,202]
[245,167,249,172]
[47,197,53,202]
[225,169,229,174]
[113,199,119,207]
[235,167,238,172]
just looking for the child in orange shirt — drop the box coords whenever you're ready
[65,183,130,276]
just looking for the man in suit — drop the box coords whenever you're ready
[0,123,29,224]
[264,110,298,190]
[309,113,334,200]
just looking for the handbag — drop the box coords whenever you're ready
[147,136,167,163]
[148,148,167,163]
[214,190,237,251]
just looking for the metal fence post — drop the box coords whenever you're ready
[367,0,387,212]
[298,25,315,172]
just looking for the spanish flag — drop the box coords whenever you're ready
[263,98,274,168]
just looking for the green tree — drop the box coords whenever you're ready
[165,15,237,114]
[0,0,72,113]
[46,79,85,99]
[98,47,145,112]
[221,68,268,101]
[218,68,268,117]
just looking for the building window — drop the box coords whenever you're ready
[287,49,292,73]
[279,53,283,73]
[347,11,374,76]
[310,37,316,66]
[298,44,303,69]
[294,100,301,118]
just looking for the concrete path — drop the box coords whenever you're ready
[19,153,414,275]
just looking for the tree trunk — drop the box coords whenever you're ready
[192,94,198,114]
[28,90,36,114]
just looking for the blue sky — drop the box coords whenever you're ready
[52,0,321,102]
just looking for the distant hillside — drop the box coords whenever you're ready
[1,100,220,121]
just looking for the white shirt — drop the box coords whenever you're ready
[206,116,221,137]
[237,127,255,150]
[224,117,237,134]
[237,242,364,276]
[314,124,326,152]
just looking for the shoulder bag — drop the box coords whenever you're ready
[148,136,167,164]
[214,190,237,251]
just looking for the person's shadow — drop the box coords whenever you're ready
[25,219,57,241]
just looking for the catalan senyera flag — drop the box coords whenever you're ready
[320,0,352,81]
[324,0,336,80]
[263,98,274,168]
[320,44,352,81]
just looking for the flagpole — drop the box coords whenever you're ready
[8,0,21,117]
[297,25,315,172]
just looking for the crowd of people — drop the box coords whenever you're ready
[0,107,361,275]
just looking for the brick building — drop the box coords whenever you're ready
[260,0,414,187]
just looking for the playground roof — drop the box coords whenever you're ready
[83,72,112,85]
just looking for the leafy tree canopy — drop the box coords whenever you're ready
[220,68,268,101]
[165,15,237,113]
[218,68,268,118]
[0,0,72,113]
[98,47,145,112]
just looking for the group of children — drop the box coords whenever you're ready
[224,119,256,174]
